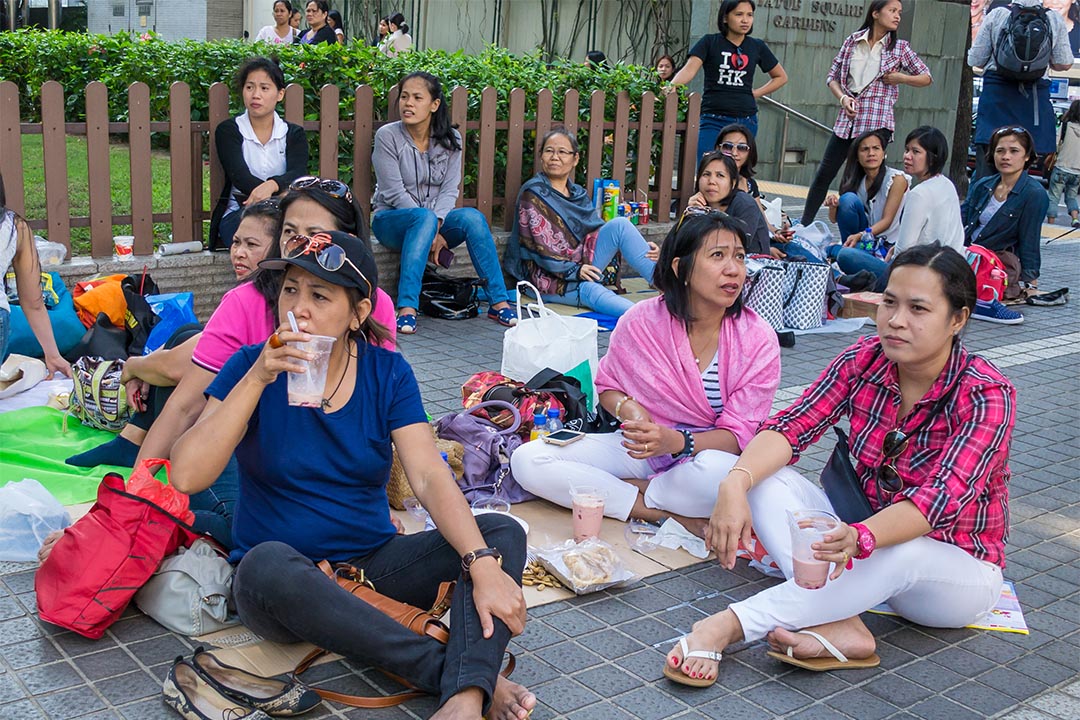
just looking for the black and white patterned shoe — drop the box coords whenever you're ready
[190,647,322,717]
[163,658,272,720]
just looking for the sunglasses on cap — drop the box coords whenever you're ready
[283,232,373,297]
[289,176,354,203]
[719,141,751,153]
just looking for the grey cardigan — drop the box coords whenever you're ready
[371,122,461,220]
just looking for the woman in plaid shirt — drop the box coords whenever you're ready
[799,0,932,226]
[664,244,1015,685]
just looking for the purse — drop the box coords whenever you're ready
[293,561,514,709]
[133,538,241,637]
[419,268,481,320]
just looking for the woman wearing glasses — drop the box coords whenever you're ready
[512,212,780,536]
[210,56,308,250]
[169,230,535,720]
[688,152,771,255]
[372,72,515,334]
[504,127,659,318]
[664,244,1014,687]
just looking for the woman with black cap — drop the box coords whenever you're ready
[169,230,536,720]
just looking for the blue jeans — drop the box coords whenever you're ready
[0,307,10,363]
[232,513,525,712]
[827,244,888,279]
[188,455,240,550]
[1046,167,1080,219]
[537,217,657,317]
[835,192,869,243]
[372,207,509,310]
[698,112,759,163]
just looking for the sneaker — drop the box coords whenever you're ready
[1026,287,1069,306]
[973,299,1023,325]
[487,305,518,327]
[396,313,417,334]
[1072,219,1080,228]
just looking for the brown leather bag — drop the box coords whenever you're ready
[292,561,514,709]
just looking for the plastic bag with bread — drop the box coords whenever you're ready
[535,538,637,594]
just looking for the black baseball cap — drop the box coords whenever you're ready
[260,230,378,299]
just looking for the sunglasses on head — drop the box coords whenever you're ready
[674,205,728,233]
[284,232,372,297]
[992,126,1027,136]
[289,176,354,203]
[719,141,751,153]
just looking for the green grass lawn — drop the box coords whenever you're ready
[18,134,210,257]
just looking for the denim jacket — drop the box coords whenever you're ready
[961,171,1047,282]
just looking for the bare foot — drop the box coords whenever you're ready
[488,676,536,720]
[431,686,483,720]
[37,530,64,563]
[665,609,742,682]
[766,617,876,661]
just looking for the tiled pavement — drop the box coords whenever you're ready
[0,203,1076,718]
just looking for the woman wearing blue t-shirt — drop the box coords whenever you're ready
[169,231,535,720]
[666,0,787,157]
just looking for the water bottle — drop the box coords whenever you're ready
[546,408,563,433]
[857,228,876,254]
[529,411,548,442]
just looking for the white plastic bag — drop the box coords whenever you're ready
[501,282,599,404]
[0,479,71,561]
[535,538,638,594]
[791,220,834,261]
[762,197,784,229]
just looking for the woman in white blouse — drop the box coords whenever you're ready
[254,0,298,45]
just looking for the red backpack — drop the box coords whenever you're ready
[967,245,1009,303]
[35,461,199,639]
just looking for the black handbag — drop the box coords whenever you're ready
[418,268,481,320]
[820,427,874,524]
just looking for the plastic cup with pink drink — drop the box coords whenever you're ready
[787,509,841,590]
[569,485,606,542]
[286,334,335,407]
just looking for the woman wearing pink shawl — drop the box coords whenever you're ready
[511,212,780,534]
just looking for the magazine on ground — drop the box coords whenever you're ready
[868,580,1028,634]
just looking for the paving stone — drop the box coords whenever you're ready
[650,575,715,601]
[616,617,679,647]
[909,695,988,720]
[118,698,178,720]
[618,587,681,614]
[566,701,638,720]
[0,616,44,646]
[572,664,640,696]
[2,638,63,670]
[686,565,750,592]
[577,629,645,660]
[654,605,709,634]
[698,694,773,720]
[71,648,141,683]
[17,660,82,695]
[0,672,27,704]
[509,620,568,651]
[928,646,996,676]
[885,628,948,656]
[978,666,1051,701]
[125,634,190,667]
[0,596,26,622]
[531,677,602,714]
[611,685,690,720]
[776,669,850,699]
[1011,654,1080,686]
[997,708,1061,720]
[509,655,561,687]
[824,687,899,720]
[713,658,768,692]
[93,670,162,706]
[0,698,45,718]
[106,616,169,644]
[52,632,116,658]
[741,680,813,714]
[864,673,934,706]
[543,608,607,636]
[615,648,668,682]
[342,705,414,719]
[35,685,107,719]
[946,681,1023,716]
[582,597,645,625]
[1,570,37,594]
[534,641,603,674]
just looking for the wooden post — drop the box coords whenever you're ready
[207,82,230,245]
[503,88,526,231]
[585,91,605,193]
[611,91,630,189]
[40,81,70,251]
[169,82,193,247]
[85,82,113,258]
[677,93,701,213]
[0,81,25,217]
[534,89,553,170]
[128,83,153,255]
[634,92,656,204]
[476,86,497,224]
[449,86,468,208]
[319,84,339,180]
[353,85,374,217]
[657,90,678,221]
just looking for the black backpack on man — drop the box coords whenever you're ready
[994,3,1054,82]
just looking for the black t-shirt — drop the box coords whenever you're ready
[689,33,779,117]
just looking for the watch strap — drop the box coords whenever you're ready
[850,523,875,560]
[461,547,502,576]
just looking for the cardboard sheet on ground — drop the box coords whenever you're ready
[868,580,1028,634]
[0,407,131,504]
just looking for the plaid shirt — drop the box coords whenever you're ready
[762,336,1015,567]
[827,31,932,139]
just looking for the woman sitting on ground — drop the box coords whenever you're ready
[169,231,535,720]
[893,126,964,256]
[961,126,1047,322]
[688,152,771,255]
[512,211,780,536]
[0,174,71,376]
[824,128,909,291]
[372,71,516,334]
[295,0,337,45]
[665,244,1013,686]
[209,56,308,250]
[504,128,660,318]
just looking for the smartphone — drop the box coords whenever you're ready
[437,247,455,268]
[542,429,586,446]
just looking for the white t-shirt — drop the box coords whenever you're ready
[894,174,965,254]
[0,211,18,314]
[972,195,1005,242]
[226,112,290,214]
[254,25,297,45]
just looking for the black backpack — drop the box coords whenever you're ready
[993,4,1054,82]
[418,268,481,320]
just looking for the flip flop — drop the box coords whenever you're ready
[766,629,880,671]
[662,636,723,687]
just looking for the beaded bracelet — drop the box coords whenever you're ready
[729,465,755,489]
[672,429,695,459]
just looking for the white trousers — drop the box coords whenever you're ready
[730,468,1003,641]
[510,432,740,521]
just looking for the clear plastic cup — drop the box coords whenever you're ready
[113,235,134,261]
[470,493,511,514]
[787,509,841,590]
[286,334,336,407]
[569,485,606,542]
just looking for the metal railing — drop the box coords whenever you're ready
[760,95,833,183]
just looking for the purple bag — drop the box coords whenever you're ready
[434,401,534,504]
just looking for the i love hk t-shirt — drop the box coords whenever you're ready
[689,34,779,118]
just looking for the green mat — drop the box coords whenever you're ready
[0,406,131,505]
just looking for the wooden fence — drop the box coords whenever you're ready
[0,80,701,258]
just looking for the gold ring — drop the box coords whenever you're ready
[268,333,283,349]
[644,443,649,452]
[841,551,849,563]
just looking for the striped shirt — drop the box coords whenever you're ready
[701,352,725,415]
[762,336,1015,567]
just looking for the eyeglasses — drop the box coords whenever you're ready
[874,428,911,506]
[284,232,373,297]
[541,148,577,158]
[289,176,354,203]
[991,126,1027,136]
[719,141,751,153]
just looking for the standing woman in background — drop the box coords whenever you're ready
[296,0,337,45]
[655,54,678,83]
[666,0,787,158]
[379,12,412,56]
[327,9,345,44]
[1046,100,1080,228]
[800,0,931,226]
[254,0,298,45]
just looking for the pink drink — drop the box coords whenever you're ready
[287,392,323,408]
[792,557,830,590]
[569,486,605,542]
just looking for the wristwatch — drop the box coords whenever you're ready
[850,523,877,560]
[461,547,502,578]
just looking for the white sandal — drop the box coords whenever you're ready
[662,636,723,687]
